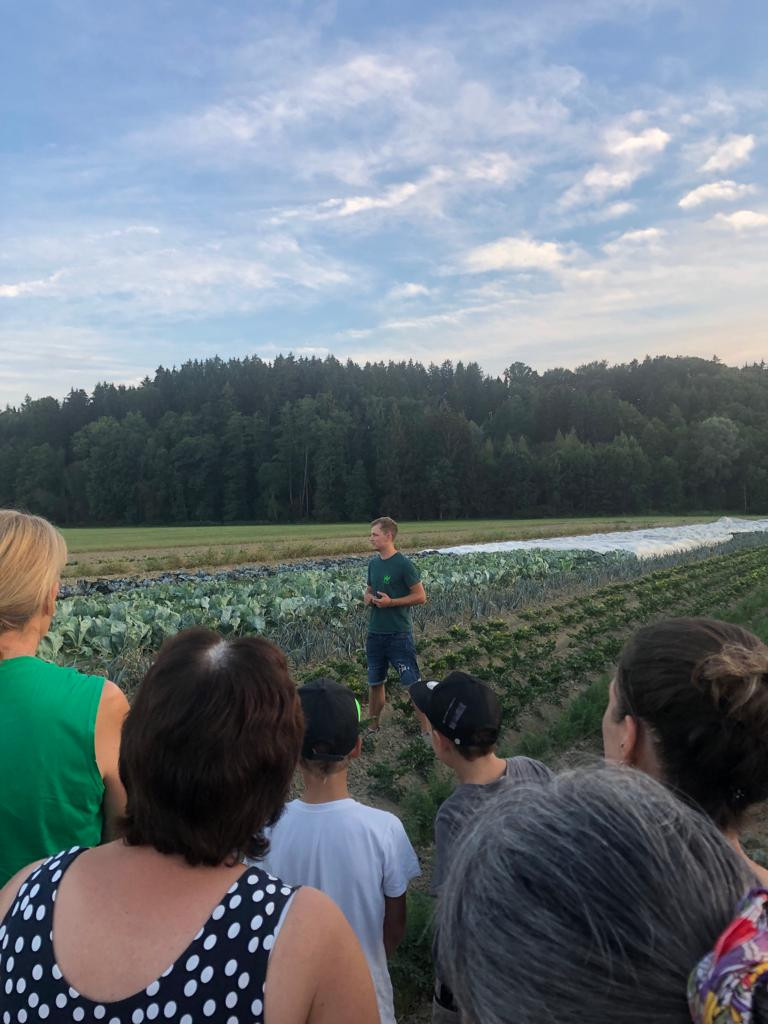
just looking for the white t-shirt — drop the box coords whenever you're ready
[261,798,421,1024]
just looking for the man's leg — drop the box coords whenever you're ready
[366,633,388,730]
[368,681,387,730]
[392,633,431,735]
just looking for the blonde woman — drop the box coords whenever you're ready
[0,509,128,886]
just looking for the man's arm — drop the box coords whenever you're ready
[383,893,407,957]
[371,582,427,608]
[363,583,375,606]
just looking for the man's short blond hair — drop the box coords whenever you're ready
[371,516,398,539]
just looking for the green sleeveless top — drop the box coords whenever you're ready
[0,656,105,886]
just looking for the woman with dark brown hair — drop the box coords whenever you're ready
[0,627,378,1024]
[603,616,768,884]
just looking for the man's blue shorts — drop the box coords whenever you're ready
[366,632,421,689]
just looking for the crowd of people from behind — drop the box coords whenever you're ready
[2,508,768,1024]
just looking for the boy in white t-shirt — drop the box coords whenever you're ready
[261,678,421,1024]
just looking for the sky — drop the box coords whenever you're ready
[1,0,767,406]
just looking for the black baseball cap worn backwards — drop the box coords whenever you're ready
[410,671,502,746]
[299,677,361,761]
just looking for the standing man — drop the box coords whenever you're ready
[364,517,428,734]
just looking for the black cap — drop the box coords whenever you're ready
[299,678,361,761]
[409,671,502,746]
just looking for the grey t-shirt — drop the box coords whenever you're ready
[431,756,552,893]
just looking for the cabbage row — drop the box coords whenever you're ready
[44,533,768,675]
[44,550,628,666]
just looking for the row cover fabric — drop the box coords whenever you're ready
[436,517,768,560]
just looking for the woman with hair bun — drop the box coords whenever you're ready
[0,509,129,886]
[603,616,768,883]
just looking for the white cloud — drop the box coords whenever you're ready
[679,180,756,209]
[603,227,665,254]
[713,209,768,230]
[322,180,427,218]
[5,4,768,406]
[271,172,445,223]
[0,227,353,315]
[179,54,416,148]
[388,282,431,299]
[560,126,671,208]
[463,235,567,272]
[606,126,670,158]
[701,134,756,173]
[293,346,330,357]
[463,152,520,184]
[271,152,523,225]
[0,271,64,299]
[112,225,161,237]
[592,201,637,221]
[338,216,768,377]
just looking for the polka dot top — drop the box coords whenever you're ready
[0,847,296,1024]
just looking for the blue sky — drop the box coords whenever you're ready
[2,0,766,406]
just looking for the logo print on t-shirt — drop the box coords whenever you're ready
[383,575,391,583]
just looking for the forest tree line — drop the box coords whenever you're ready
[1,354,766,525]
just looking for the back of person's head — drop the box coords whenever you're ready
[0,509,67,644]
[410,671,502,760]
[119,627,304,866]
[298,677,361,776]
[437,766,754,1024]
[614,617,768,830]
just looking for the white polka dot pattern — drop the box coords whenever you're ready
[0,848,294,1024]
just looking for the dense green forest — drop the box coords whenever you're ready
[1,354,766,525]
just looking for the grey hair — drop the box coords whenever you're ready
[437,766,752,1024]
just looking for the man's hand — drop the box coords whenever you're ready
[371,591,393,607]
[364,588,375,606]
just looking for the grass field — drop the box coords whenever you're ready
[61,514,723,577]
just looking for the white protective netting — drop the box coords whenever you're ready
[437,517,768,559]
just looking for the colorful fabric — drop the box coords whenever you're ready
[688,889,768,1024]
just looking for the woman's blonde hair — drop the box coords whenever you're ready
[0,510,67,639]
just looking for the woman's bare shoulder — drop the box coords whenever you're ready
[266,886,379,1024]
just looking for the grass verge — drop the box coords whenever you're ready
[390,891,436,1019]
[61,514,725,577]
[508,674,612,762]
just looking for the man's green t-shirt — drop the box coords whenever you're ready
[367,552,421,634]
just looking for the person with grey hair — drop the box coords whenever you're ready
[437,766,766,1024]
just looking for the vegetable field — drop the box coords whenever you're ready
[49,549,627,674]
[40,529,768,1020]
[48,532,768,691]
